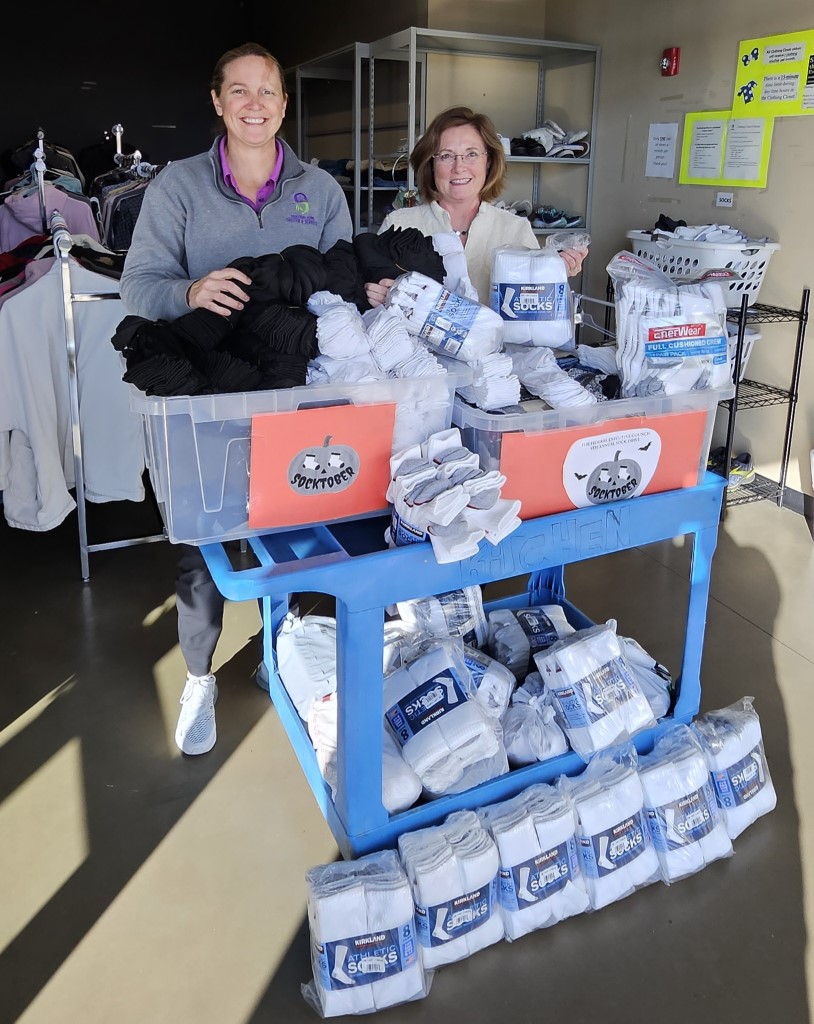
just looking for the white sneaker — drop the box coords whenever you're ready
[175,674,218,755]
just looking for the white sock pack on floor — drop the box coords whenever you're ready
[398,810,503,968]
[562,749,661,909]
[501,671,570,766]
[691,696,777,839]
[303,849,430,1016]
[383,639,507,797]
[534,622,657,761]
[639,724,733,881]
[487,604,575,680]
[490,245,574,348]
[385,271,503,361]
[479,782,589,940]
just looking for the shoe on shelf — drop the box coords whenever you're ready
[707,445,727,474]
[175,673,218,754]
[510,136,530,156]
[728,452,755,488]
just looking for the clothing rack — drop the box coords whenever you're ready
[51,210,165,581]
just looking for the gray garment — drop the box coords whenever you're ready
[119,135,353,322]
[175,545,224,677]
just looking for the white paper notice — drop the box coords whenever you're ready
[723,118,765,181]
[688,120,725,178]
[645,122,678,177]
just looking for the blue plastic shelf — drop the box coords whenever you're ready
[201,472,725,858]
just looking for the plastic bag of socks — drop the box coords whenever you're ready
[395,586,488,648]
[691,696,777,840]
[534,622,657,761]
[487,604,575,680]
[302,849,432,1016]
[638,723,733,882]
[501,671,570,766]
[489,245,574,349]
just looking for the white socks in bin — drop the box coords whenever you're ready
[386,427,521,563]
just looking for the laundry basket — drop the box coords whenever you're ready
[626,231,780,307]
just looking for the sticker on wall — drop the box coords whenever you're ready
[562,428,661,507]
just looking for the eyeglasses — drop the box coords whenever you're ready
[432,149,486,166]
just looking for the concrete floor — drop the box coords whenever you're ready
[1,495,812,1024]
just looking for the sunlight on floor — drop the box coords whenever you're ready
[0,739,88,953]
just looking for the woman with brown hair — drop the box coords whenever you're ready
[364,105,586,306]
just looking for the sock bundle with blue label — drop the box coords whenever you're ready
[562,754,661,910]
[385,271,503,361]
[383,640,506,797]
[303,849,430,1017]
[691,696,777,840]
[638,724,733,882]
[534,622,657,761]
[480,782,589,940]
[398,810,503,968]
[490,246,573,348]
[487,604,575,680]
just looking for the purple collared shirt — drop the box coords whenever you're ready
[219,137,284,211]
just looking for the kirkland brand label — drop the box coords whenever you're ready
[415,876,498,947]
[579,810,648,878]
[498,838,580,912]
[313,923,417,989]
[418,290,479,356]
[641,318,728,363]
[712,742,768,808]
[495,282,569,322]
[463,647,491,688]
[549,657,639,729]
[385,669,469,746]
[646,781,718,851]
[390,507,428,546]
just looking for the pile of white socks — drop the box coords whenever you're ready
[487,604,575,679]
[534,622,657,761]
[303,849,430,1016]
[480,782,589,940]
[461,643,517,719]
[398,810,503,968]
[383,639,507,798]
[501,671,570,767]
[638,724,733,882]
[456,350,521,411]
[385,271,504,361]
[386,427,521,563]
[489,246,573,348]
[276,611,338,718]
[692,696,777,839]
[505,343,597,407]
[563,754,661,910]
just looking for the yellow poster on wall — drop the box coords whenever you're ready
[679,110,774,188]
[733,29,814,116]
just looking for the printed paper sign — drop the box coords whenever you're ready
[732,29,814,117]
[499,409,709,519]
[248,402,396,529]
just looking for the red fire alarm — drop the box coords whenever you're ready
[661,47,680,76]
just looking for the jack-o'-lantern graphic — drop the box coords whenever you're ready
[288,435,360,494]
[562,427,660,508]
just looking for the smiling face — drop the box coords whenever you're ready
[433,124,489,209]
[211,54,287,148]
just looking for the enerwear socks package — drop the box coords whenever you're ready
[691,696,777,840]
[479,782,589,940]
[398,810,503,968]
[303,849,431,1016]
[638,723,733,882]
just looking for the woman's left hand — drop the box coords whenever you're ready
[560,247,588,277]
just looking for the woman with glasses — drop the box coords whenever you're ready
[364,106,586,307]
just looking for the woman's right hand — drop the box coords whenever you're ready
[364,278,396,308]
[187,268,253,316]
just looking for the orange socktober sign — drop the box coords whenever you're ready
[248,402,397,529]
